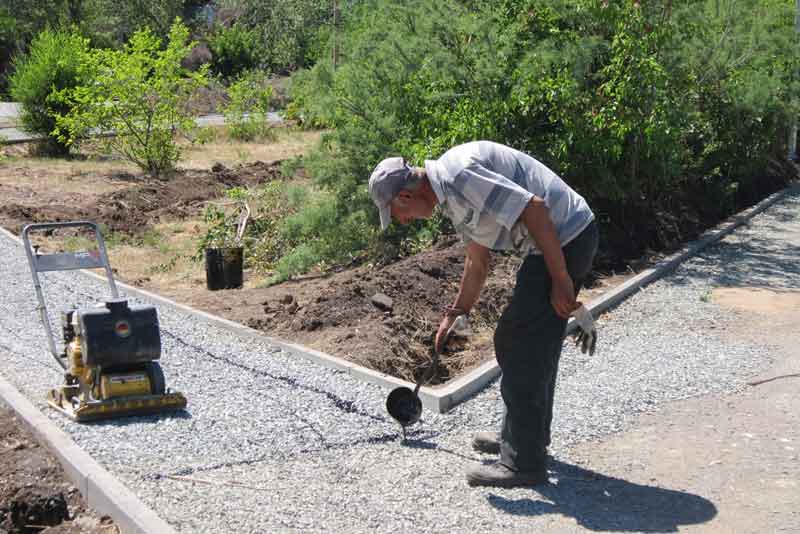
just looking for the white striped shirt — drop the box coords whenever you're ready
[424,141,594,254]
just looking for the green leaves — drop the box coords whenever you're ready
[208,23,263,79]
[9,28,89,155]
[275,0,798,279]
[54,19,208,176]
[223,70,274,141]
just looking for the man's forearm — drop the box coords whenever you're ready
[522,197,570,281]
[452,243,490,313]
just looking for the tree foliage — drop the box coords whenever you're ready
[55,20,209,176]
[1,1,196,95]
[280,0,798,278]
[208,22,262,78]
[232,0,337,72]
[9,28,89,155]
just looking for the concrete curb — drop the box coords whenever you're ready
[2,183,797,416]
[0,374,178,534]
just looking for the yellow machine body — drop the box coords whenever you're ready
[46,318,187,422]
[47,387,187,422]
[100,372,151,399]
[24,221,187,423]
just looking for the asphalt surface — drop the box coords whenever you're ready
[0,103,282,143]
[0,188,797,533]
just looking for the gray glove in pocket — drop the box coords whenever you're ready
[571,304,597,356]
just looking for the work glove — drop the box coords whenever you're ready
[435,309,473,353]
[571,304,597,356]
[448,313,473,338]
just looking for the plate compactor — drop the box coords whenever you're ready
[22,221,187,422]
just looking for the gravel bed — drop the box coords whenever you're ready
[0,189,797,533]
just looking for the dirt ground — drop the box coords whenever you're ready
[0,158,283,237]
[539,287,800,534]
[0,404,117,534]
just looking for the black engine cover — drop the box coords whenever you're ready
[78,299,161,366]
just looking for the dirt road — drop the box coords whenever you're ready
[529,256,800,530]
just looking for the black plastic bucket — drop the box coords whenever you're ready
[205,247,243,290]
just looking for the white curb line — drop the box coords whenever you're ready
[0,375,178,534]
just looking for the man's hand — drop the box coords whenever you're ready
[435,242,488,353]
[520,198,577,319]
[571,304,597,355]
[550,273,578,319]
[435,314,456,354]
[435,311,473,353]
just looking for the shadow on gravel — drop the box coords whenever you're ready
[400,437,476,462]
[672,238,800,291]
[81,410,193,427]
[487,459,716,532]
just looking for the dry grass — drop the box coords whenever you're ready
[1,126,322,179]
[0,145,138,197]
[104,221,208,294]
[1,125,321,296]
[180,127,322,170]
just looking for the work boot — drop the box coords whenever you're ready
[472,432,500,454]
[466,462,548,488]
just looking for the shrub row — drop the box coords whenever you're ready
[279,0,799,276]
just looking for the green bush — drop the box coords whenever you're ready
[275,0,797,279]
[54,20,209,177]
[208,22,262,79]
[236,0,335,73]
[223,70,274,141]
[9,29,89,156]
[247,181,307,274]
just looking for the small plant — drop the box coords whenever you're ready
[196,186,251,258]
[140,229,165,249]
[224,70,274,142]
[148,254,181,274]
[63,235,95,252]
[236,146,251,162]
[191,126,217,145]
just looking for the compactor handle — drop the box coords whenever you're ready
[22,221,117,292]
[22,221,119,365]
[23,220,103,235]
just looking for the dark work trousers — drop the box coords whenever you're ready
[493,220,599,472]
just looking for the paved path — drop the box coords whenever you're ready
[0,188,798,533]
[0,102,282,143]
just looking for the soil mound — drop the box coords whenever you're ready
[0,406,116,533]
[209,239,524,383]
[0,161,283,235]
